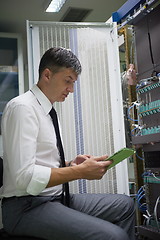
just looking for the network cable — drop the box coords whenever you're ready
[154,196,160,231]
[136,152,144,161]
[127,102,138,122]
[151,173,160,182]
[143,210,152,226]
[136,186,147,213]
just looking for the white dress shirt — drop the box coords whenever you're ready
[1,84,62,197]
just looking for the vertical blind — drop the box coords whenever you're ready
[27,21,128,194]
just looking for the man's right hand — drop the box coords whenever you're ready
[78,155,113,180]
[47,155,112,188]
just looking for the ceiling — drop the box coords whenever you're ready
[0,0,126,64]
[0,0,126,38]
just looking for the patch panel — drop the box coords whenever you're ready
[137,81,160,94]
[138,100,160,117]
[141,126,160,135]
[144,176,160,184]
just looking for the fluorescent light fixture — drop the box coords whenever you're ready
[46,0,66,12]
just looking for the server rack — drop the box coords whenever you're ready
[113,1,160,238]
[132,77,160,239]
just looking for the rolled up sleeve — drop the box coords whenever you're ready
[27,165,51,195]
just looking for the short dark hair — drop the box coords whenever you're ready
[38,47,82,78]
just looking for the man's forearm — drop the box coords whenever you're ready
[47,156,112,188]
[46,165,82,188]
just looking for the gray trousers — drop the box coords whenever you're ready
[2,193,135,240]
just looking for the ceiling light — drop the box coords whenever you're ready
[46,0,67,12]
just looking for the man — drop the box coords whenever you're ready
[1,47,135,240]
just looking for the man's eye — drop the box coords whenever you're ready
[66,80,70,84]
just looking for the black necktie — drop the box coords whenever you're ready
[49,107,70,207]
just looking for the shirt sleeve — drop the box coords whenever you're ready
[27,165,51,195]
[2,103,51,195]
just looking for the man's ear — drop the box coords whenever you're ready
[43,68,51,82]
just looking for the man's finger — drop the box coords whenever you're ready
[94,155,108,162]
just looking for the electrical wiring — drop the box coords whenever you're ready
[143,171,160,180]
[140,202,147,213]
[127,102,138,122]
[136,186,147,213]
[131,127,139,136]
[136,152,144,161]
[131,123,143,137]
[137,186,144,196]
[139,202,147,212]
[151,173,160,181]
[143,210,152,226]
[154,196,160,231]
[142,172,160,229]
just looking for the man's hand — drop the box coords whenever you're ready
[71,154,92,165]
[69,154,113,180]
[48,155,112,188]
[78,155,112,180]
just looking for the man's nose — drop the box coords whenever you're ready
[67,84,74,93]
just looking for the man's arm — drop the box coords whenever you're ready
[2,104,51,196]
[47,156,112,188]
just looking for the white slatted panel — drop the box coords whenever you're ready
[75,27,117,193]
[27,21,127,195]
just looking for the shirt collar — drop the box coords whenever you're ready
[31,84,53,115]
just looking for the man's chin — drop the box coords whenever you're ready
[57,98,65,102]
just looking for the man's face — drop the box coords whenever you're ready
[47,67,78,103]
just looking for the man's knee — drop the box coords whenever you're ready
[100,225,129,240]
[123,195,135,215]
